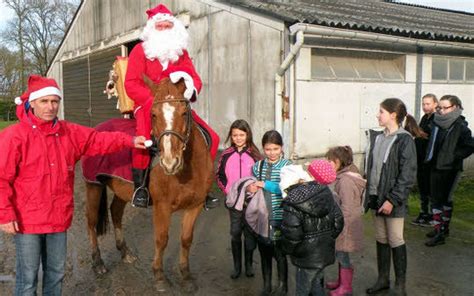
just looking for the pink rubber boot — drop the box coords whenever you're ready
[326,264,341,290]
[329,267,353,296]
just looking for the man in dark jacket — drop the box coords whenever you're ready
[412,94,437,226]
[280,161,344,296]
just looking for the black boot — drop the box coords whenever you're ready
[425,228,446,246]
[426,228,449,238]
[230,240,242,279]
[131,168,150,208]
[273,245,288,295]
[244,229,257,277]
[260,248,272,296]
[244,247,255,277]
[425,208,447,246]
[366,242,391,294]
[392,244,407,296]
[204,194,219,210]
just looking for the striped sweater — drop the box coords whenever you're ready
[252,157,292,222]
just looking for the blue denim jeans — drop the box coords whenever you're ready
[295,267,325,296]
[14,232,67,296]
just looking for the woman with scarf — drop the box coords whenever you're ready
[424,95,474,247]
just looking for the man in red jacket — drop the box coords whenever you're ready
[125,3,219,208]
[0,75,146,295]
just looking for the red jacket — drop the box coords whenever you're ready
[124,43,202,107]
[0,110,134,234]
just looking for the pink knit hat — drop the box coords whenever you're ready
[307,159,336,185]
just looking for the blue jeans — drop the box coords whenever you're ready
[14,232,67,296]
[295,267,325,296]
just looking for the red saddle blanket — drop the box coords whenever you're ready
[82,118,135,184]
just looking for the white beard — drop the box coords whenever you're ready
[141,18,189,69]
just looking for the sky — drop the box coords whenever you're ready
[0,0,473,30]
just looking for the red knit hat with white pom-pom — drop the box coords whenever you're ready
[307,159,337,185]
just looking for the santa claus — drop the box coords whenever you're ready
[125,4,219,208]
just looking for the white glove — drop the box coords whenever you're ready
[169,71,195,100]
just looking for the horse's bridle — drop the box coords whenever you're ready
[152,98,192,152]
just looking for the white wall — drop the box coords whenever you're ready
[293,47,474,171]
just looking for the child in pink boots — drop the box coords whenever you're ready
[325,146,366,296]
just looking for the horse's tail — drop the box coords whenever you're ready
[96,184,109,236]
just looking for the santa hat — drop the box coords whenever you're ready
[280,165,313,198]
[146,4,175,22]
[307,159,336,185]
[14,75,62,106]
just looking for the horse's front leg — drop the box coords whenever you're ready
[180,205,203,280]
[85,183,108,275]
[152,203,172,292]
[110,194,137,263]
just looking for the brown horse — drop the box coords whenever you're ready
[83,77,213,292]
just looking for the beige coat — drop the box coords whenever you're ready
[333,164,366,252]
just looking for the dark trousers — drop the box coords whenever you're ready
[417,164,432,214]
[229,210,257,249]
[295,267,324,296]
[430,169,461,231]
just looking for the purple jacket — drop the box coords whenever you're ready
[216,146,259,194]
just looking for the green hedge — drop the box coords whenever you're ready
[0,100,17,121]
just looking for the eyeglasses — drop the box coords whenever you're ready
[436,105,453,111]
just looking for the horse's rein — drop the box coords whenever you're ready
[152,98,193,152]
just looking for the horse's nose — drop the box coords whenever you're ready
[161,157,182,175]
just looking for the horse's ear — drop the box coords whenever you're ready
[142,74,158,94]
[174,78,187,97]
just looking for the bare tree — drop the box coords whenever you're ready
[3,0,28,89]
[1,0,79,76]
[0,46,28,120]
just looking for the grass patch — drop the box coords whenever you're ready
[0,121,16,130]
[408,177,474,234]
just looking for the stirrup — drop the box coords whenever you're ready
[132,186,150,208]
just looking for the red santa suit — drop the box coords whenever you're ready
[125,4,219,169]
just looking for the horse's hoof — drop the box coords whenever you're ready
[121,247,137,264]
[155,279,171,293]
[93,264,108,275]
[122,253,137,264]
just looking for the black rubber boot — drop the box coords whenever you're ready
[426,227,449,238]
[273,247,288,295]
[204,194,219,210]
[260,251,272,296]
[131,168,150,208]
[230,240,242,279]
[425,229,446,246]
[392,244,407,296]
[366,242,391,294]
[244,247,255,277]
[426,208,447,246]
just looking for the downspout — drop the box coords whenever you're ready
[275,30,304,133]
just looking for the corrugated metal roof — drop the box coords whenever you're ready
[218,0,474,43]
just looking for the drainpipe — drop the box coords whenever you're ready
[275,30,304,133]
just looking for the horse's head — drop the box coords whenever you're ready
[145,76,191,175]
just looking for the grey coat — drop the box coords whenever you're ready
[364,129,417,217]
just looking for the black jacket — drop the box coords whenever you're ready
[281,181,344,270]
[426,116,474,171]
[364,129,417,217]
[415,113,434,165]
